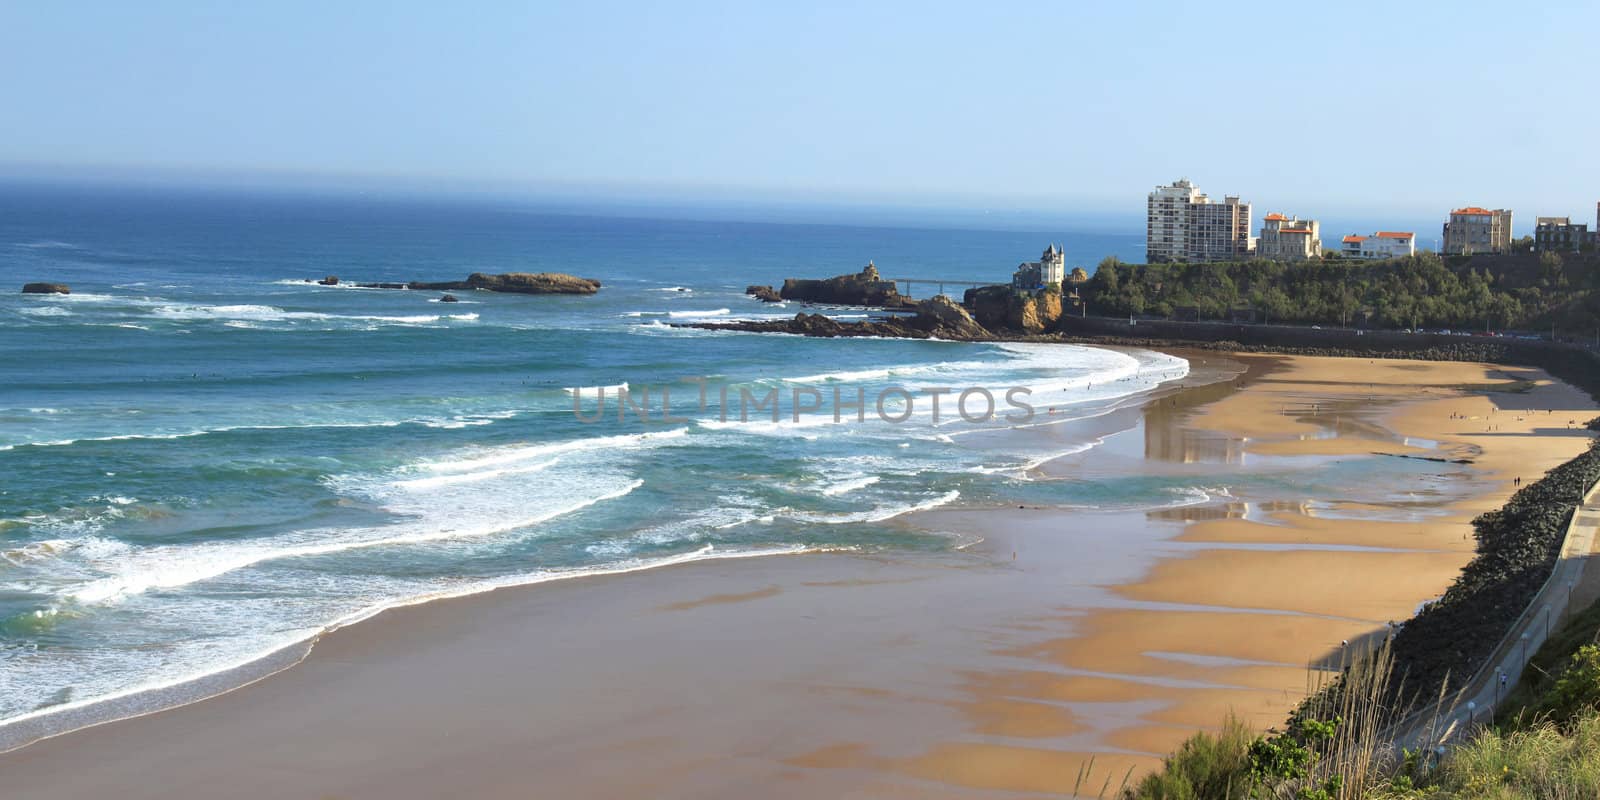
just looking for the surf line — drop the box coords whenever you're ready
[569,380,1039,426]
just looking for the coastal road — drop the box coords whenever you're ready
[1398,477,1600,749]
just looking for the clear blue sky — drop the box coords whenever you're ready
[2,1,1596,232]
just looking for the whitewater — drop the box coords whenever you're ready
[0,188,1212,751]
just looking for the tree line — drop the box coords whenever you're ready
[1079,251,1600,336]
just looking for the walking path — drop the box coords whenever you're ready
[1397,478,1600,749]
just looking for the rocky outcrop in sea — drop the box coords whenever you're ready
[307,272,603,294]
[689,295,989,340]
[21,282,70,294]
[407,272,601,294]
[745,285,782,303]
[778,263,912,308]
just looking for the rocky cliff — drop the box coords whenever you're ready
[778,264,911,308]
[963,285,1063,334]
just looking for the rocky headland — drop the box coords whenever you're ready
[963,284,1065,334]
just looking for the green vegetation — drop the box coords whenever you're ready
[1084,252,1600,334]
[1126,583,1600,799]
[1377,712,1600,799]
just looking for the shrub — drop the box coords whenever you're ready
[1536,646,1600,727]
[1125,716,1254,799]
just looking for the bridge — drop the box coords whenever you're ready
[885,277,996,299]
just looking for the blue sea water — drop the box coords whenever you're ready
[0,184,1466,744]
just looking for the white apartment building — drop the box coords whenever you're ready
[1146,179,1253,263]
[1257,213,1322,261]
[1341,232,1416,260]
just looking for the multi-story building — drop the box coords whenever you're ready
[1341,232,1416,260]
[1146,179,1253,263]
[1256,213,1322,261]
[1534,217,1590,253]
[1011,244,1066,290]
[1442,207,1514,254]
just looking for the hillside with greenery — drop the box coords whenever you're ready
[1124,607,1600,800]
[1081,251,1600,337]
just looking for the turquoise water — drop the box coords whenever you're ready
[0,185,1470,742]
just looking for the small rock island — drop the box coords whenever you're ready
[306,272,601,295]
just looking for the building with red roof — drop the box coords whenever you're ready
[1257,213,1322,261]
[1341,231,1416,260]
[1442,207,1513,254]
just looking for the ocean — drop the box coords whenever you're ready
[0,184,1466,746]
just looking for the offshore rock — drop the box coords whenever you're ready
[318,275,339,286]
[408,272,601,295]
[745,285,782,303]
[21,282,70,294]
[911,295,988,338]
[681,299,990,341]
[440,294,460,303]
[779,263,912,308]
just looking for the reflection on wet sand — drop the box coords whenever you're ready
[899,353,1599,795]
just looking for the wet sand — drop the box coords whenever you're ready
[3,352,1595,799]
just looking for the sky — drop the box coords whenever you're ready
[1,1,1597,234]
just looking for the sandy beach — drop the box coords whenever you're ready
[3,350,1595,799]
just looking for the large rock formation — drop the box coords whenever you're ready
[409,272,601,295]
[681,297,990,341]
[1011,290,1062,333]
[963,285,1063,334]
[909,295,988,338]
[779,263,911,308]
[745,285,782,303]
[21,282,70,294]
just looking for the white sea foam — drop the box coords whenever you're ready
[414,428,687,474]
[0,414,526,452]
[0,542,833,747]
[563,381,628,396]
[16,306,73,317]
[390,459,560,490]
[63,479,645,605]
[666,308,729,318]
[782,359,991,384]
[819,475,880,496]
[786,490,960,524]
[150,303,464,326]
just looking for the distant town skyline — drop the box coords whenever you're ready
[2,1,1597,232]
